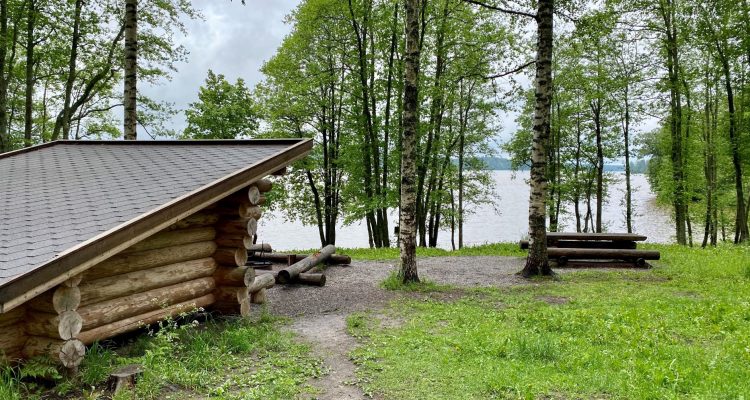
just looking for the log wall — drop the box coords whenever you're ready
[1,179,276,367]
[211,179,273,318]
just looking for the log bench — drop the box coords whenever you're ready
[519,232,659,268]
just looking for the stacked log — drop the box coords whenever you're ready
[76,225,219,345]
[0,306,28,361]
[23,217,222,366]
[212,180,274,317]
[23,276,85,371]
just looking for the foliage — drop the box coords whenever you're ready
[183,70,259,139]
[258,0,508,248]
[349,244,750,399]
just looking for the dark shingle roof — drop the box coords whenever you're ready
[0,139,311,311]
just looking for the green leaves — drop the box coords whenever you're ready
[183,70,259,139]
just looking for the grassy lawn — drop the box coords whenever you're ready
[1,313,323,400]
[304,242,528,260]
[347,244,750,399]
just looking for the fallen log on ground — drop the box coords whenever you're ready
[277,245,336,283]
[250,252,350,265]
[258,271,326,287]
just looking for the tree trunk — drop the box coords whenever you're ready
[123,0,137,139]
[23,0,34,147]
[399,0,421,283]
[659,0,687,245]
[0,0,9,151]
[716,39,748,243]
[52,0,82,141]
[623,84,633,233]
[521,0,553,277]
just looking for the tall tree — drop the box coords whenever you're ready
[123,0,136,140]
[520,0,554,277]
[399,0,421,283]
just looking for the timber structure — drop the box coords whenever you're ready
[0,139,312,368]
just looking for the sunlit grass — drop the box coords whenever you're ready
[349,244,750,399]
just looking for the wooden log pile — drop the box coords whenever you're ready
[23,275,86,372]
[22,210,222,369]
[211,179,274,317]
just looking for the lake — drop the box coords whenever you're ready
[258,170,675,250]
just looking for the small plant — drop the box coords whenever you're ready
[0,365,23,400]
[744,264,750,280]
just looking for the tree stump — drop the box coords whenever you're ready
[109,364,144,394]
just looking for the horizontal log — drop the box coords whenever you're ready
[214,266,255,287]
[216,219,257,237]
[122,227,216,254]
[250,252,350,265]
[258,271,326,286]
[547,248,660,260]
[77,294,215,345]
[0,325,27,354]
[0,305,26,327]
[23,337,85,368]
[29,285,82,314]
[25,310,83,340]
[214,286,249,304]
[79,258,217,305]
[78,277,215,330]
[295,273,326,286]
[85,241,217,281]
[214,235,253,249]
[239,205,262,220]
[519,240,637,250]
[247,243,272,253]
[167,212,220,230]
[254,178,272,193]
[213,247,248,268]
[247,273,275,293]
[278,245,336,283]
[250,289,266,304]
[272,167,287,176]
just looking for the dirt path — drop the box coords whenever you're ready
[265,256,527,399]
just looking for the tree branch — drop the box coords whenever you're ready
[462,0,537,20]
[485,60,535,79]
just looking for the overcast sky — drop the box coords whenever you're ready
[140,0,301,135]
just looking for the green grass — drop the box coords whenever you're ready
[348,244,750,399]
[294,242,526,261]
[2,312,323,399]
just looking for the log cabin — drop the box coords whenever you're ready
[0,139,312,369]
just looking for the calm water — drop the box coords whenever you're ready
[258,170,675,250]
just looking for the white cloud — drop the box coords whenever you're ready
[140,0,300,134]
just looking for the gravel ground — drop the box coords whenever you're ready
[266,255,527,317]
[263,256,528,400]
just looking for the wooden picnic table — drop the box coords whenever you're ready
[519,232,659,268]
